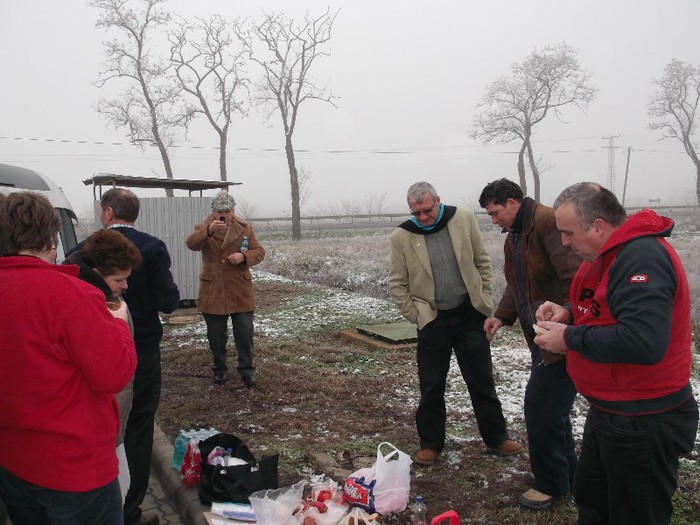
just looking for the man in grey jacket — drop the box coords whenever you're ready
[389,181,522,466]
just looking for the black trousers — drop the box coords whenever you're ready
[574,397,698,525]
[123,353,161,525]
[524,349,577,497]
[202,312,256,379]
[416,305,509,451]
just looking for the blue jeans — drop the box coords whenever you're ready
[524,349,577,497]
[416,304,509,451]
[203,312,256,380]
[574,396,699,525]
[0,467,122,525]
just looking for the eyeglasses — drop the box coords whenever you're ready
[409,204,436,217]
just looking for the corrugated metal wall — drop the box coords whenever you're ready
[136,196,214,304]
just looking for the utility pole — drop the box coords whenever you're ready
[621,147,632,207]
[602,135,622,195]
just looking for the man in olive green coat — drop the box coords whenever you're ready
[186,191,265,387]
[389,181,522,466]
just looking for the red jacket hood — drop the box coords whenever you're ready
[600,209,674,257]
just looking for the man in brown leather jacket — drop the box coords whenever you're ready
[186,191,265,387]
[480,178,581,510]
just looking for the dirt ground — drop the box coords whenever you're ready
[156,280,700,525]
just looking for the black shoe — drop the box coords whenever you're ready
[127,511,160,525]
[214,372,228,384]
[243,375,256,388]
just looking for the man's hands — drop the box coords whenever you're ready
[226,253,245,265]
[533,301,572,355]
[209,216,228,234]
[536,301,571,324]
[209,214,244,265]
[483,317,503,341]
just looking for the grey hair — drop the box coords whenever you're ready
[407,181,438,202]
[553,182,627,230]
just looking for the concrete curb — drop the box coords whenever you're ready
[304,451,354,483]
[152,424,209,525]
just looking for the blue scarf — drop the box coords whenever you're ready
[410,203,446,232]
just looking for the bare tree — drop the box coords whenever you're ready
[648,59,700,204]
[365,191,387,215]
[339,197,362,216]
[234,194,259,220]
[473,43,596,200]
[238,10,338,240]
[74,205,101,242]
[92,0,194,196]
[170,15,249,181]
[297,165,313,211]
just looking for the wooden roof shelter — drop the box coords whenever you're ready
[83,173,240,200]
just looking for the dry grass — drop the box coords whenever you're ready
[256,226,700,336]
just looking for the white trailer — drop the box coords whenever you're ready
[0,163,78,261]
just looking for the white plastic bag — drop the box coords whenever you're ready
[249,480,306,525]
[372,442,412,515]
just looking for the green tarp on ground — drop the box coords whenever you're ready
[356,322,417,344]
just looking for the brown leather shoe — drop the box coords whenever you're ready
[517,488,554,510]
[414,448,439,465]
[488,439,524,456]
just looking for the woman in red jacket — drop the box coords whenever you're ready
[63,228,143,506]
[0,192,137,525]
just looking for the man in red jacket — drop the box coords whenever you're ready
[536,182,699,525]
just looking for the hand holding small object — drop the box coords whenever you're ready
[535,301,571,324]
[533,320,568,354]
[107,300,129,323]
[532,323,548,336]
[209,218,227,233]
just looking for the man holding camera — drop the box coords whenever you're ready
[186,191,265,387]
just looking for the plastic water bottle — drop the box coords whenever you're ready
[172,429,189,471]
[240,235,249,251]
[411,496,428,525]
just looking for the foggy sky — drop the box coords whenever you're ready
[1,0,699,218]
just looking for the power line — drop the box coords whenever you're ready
[0,134,688,157]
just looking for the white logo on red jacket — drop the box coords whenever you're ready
[630,274,648,284]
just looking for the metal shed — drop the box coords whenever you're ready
[83,174,241,305]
